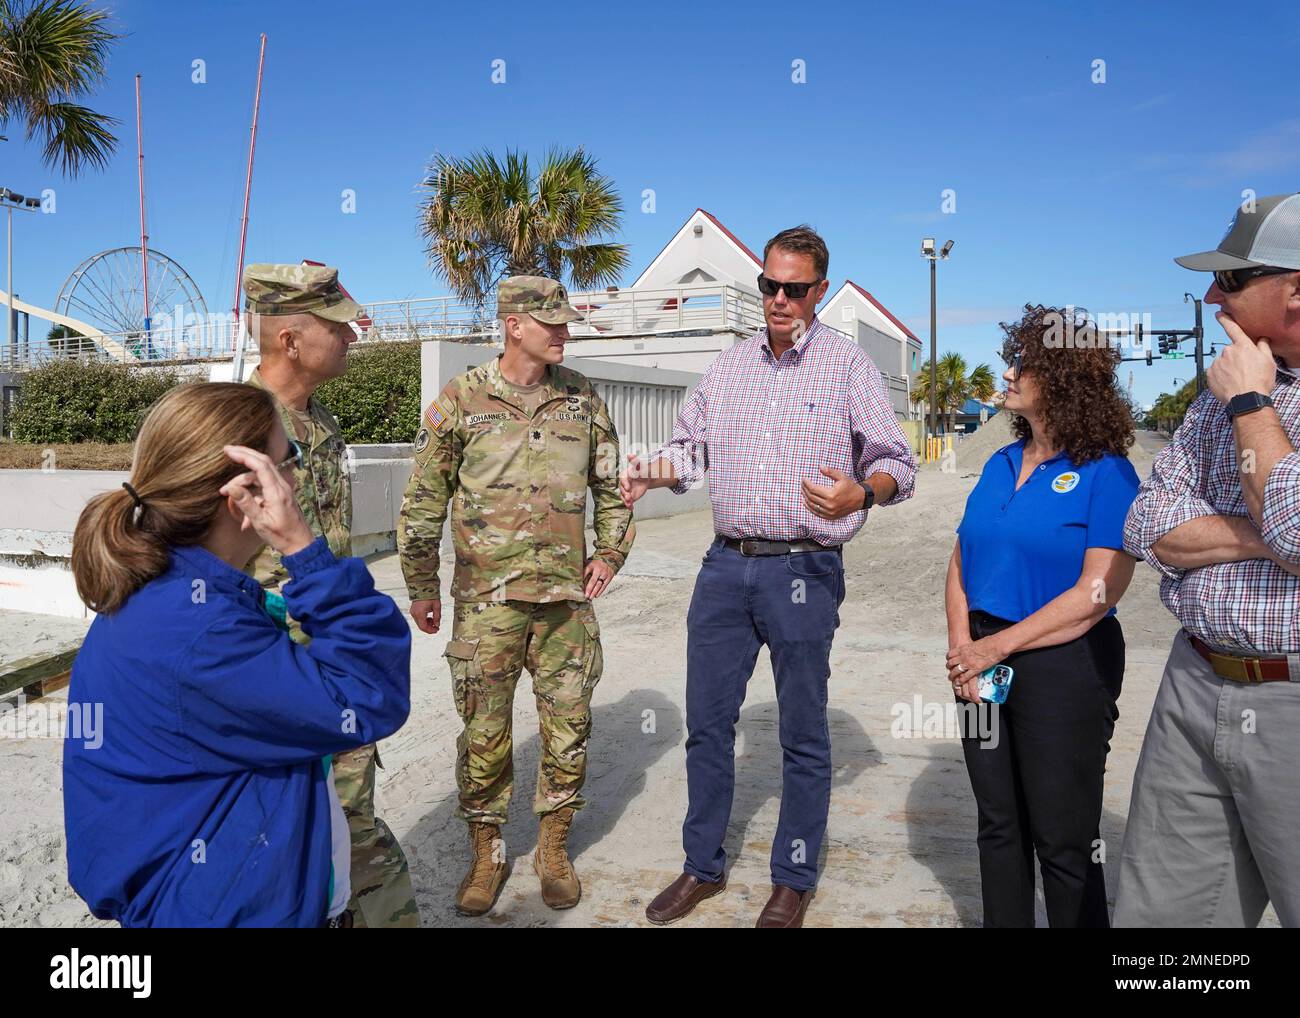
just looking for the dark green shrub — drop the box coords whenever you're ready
[315,341,421,444]
[9,340,424,446]
[9,361,183,444]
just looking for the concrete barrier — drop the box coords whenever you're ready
[0,448,415,618]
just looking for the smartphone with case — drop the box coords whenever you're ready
[978,664,1014,704]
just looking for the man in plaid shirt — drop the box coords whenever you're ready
[620,225,917,927]
[1117,192,1300,928]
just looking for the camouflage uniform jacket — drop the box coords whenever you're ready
[245,369,353,594]
[399,354,635,603]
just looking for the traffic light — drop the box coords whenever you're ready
[1158,335,1171,355]
[1146,348,1153,366]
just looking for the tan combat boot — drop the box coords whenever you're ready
[454,822,508,917]
[533,807,581,909]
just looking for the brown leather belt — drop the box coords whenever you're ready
[1187,631,1300,684]
[721,536,841,557]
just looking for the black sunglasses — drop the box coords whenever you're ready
[757,274,822,299]
[1213,265,1296,294]
[275,439,306,473]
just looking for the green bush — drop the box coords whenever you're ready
[9,361,183,444]
[316,340,422,444]
[8,341,424,446]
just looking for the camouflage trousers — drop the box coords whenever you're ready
[444,599,604,824]
[332,742,420,928]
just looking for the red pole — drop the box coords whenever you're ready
[135,74,151,335]
[232,34,267,346]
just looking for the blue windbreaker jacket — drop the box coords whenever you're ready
[63,536,411,927]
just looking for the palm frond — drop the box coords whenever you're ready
[0,0,119,177]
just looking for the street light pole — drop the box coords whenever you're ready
[1,188,45,359]
[929,255,936,443]
[921,238,953,459]
[6,203,11,349]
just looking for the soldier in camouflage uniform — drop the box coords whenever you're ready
[398,275,635,916]
[242,263,419,929]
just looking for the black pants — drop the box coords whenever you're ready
[959,610,1124,928]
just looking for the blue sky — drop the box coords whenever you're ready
[4,0,1298,405]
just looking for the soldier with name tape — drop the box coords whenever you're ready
[398,275,635,916]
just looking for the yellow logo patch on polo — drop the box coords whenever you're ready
[1051,471,1080,493]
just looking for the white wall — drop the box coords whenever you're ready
[0,450,415,619]
[633,209,763,291]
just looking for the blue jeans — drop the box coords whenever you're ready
[681,536,846,892]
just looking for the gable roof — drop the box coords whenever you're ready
[846,281,920,344]
[631,208,762,288]
[697,209,762,267]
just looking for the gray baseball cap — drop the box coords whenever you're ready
[1175,193,1300,272]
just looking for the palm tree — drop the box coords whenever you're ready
[417,147,630,308]
[0,0,119,177]
[910,352,996,434]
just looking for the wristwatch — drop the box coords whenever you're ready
[859,481,875,510]
[1225,391,1274,420]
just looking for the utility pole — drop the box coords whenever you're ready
[233,34,267,322]
[135,75,152,340]
[1186,293,1205,394]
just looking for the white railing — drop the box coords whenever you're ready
[0,282,768,371]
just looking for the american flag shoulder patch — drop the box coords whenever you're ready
[425,398,452,433]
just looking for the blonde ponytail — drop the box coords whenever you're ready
[71,383,278,614]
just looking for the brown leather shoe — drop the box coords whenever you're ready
[645,872,726,925]
[755,885,812,928]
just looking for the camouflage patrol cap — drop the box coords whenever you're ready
[496,275,585,325]
[242,263,365,322]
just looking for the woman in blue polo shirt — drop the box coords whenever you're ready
[945,305,1140,928]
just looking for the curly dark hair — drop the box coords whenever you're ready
[998,304,1135,464]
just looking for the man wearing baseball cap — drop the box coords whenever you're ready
[242,262,420,928]
[398,275,634,916]
[1118,194,1300,927]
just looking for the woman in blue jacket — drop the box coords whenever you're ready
[945,306,1140,928]
[64,382,412,927]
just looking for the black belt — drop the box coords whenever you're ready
[721,536,841,557]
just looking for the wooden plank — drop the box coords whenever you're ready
[25,669,71,700]
[0,648,79,699]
